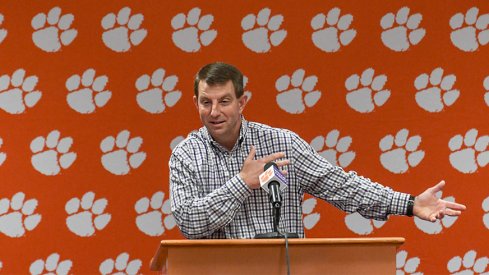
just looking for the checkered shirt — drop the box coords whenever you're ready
[169,118,410,239]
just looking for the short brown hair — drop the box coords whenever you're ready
[194,62,244,98]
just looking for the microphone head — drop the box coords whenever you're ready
[264,162,277,171]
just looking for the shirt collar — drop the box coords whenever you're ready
[203,116,248,152]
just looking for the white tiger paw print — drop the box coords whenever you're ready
[100,130,146,175]
[276,69,321,114]
[310,130,355,168]
[397,250,422,275]
[0,192,41,238]
[379,129,425,174]
[311,7,356,53]
[344,212,386,235]
[102,7,147,53]
[414,191,459,234]
[242,8,287,53]
[302,198,320,230]
[171,7,217,53]
[66,69,112,114]
[449,129,489,174]
[0,69,42,114]
[243,75,252,102]
[483,76,489,107]
[0,137,6,167]
[65,192,111,237]
[30,253,72,275]
[31,7,77,52]
[0,13,7,44]
[381,7,425,52]
[99,253,142,275]
[415,67,460,113]
[30,130,76,176]
[447,250,489,274]
[345,68,390,113]
[170,136,185,151]
[483,196,489,229]
[450,7,489,52]
[136,68,182,114]
[135,191,176,236]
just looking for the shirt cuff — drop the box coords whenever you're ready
[225,174,252,202]
[388,192,411,216]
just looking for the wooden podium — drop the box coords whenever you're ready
[150,237,404,274]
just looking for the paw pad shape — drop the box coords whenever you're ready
[447,250,488,274]
[100,130,146,175]
[172,7,217,53]
[483,196,489,229]
[135,191,176,236]
[102,7,147,53]
[414,191,459,234]
[311,7,356,53]
[0,192,41,238]
[276,69,321,114]
[450,7,489,52]
[381,7,425,52]
[345,68,390,113]
[31,7,77,52]
[397,250,422,275]
[99,252,142,275]
[66,68,112,114]
[379,129,424,174]
[449,128,489,174]
[31,130,77,176]
[0,69,42,114]
[302,198,320,230]
[310,130,355,168]
[242,8,287,53]
[0,13,7,44]
[484,76,489,106]
[136,68,182,114]
[0,137,6,166]
[344,212,386,235]
[415,67,460,112]
[30,253,72,275]
[65,192,111,237]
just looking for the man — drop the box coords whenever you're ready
[169,62,466,239]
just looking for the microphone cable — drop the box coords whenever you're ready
[278,229,292,275]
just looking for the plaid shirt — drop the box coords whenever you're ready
[169,118,410,239]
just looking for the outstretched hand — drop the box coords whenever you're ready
[239,145,289,189]
[413,180,466,222]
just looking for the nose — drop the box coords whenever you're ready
[210,102,220,117]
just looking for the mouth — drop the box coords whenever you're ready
[209,121,225,126]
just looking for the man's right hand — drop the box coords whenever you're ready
[239,145,289,189]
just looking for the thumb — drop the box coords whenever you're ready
[431,180,445,193]
[246,145,256,161]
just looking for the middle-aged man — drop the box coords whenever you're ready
[169,62,466,239]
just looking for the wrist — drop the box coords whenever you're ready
[406,195,415,217]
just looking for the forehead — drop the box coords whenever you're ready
[197,80,236,99]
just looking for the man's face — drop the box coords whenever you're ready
[194,80,247,149]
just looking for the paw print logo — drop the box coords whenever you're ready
[31,7,77,52]
[0,13,7,44]
[345,68,390,113]
[449,129,489,174]
[483,196,489,229]
[380,7,425,52]
[344,212,386,235]
[415,67,460,113]
[30,130,76,176]
[483,76,489,107]
[170,135,185,151]
[171,7,217,53]
[414,191,459,234]
[30,253,72,275]
[447,250,488,274]
[135,191,176,236]
[99,253,142,275]
[275,69,321,114]
[311,7,357,53]
[0,192,41,238]
[241,8,287,53]
[379,129,425,174]
[397,250,422,275]
[310,130,356,168]
[136,68,182,114]
[66,69,112,114]
[0,137,6,167]
[65,192,111,237]
[0,69,42,114]
[243,75,252,102]
[100,130,146,175]
[450,7,489,52]
[102,7,147,53]
[302,198,320,230]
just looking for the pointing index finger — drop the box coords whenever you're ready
[262,152,286,163]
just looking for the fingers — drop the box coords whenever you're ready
[246,145,256,161]
[444,201,467,211]
[275,159,290,167]
[431,180,446,193]
[262,151,286,163]
[444,209,462,216]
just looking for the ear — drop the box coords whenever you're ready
[238,94,247,113]
[193,95,198,110]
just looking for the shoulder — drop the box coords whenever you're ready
[247,121,299,139]
[170,128,207,159]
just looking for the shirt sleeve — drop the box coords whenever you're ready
[169,149,252,239]
[291,132,410,220]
